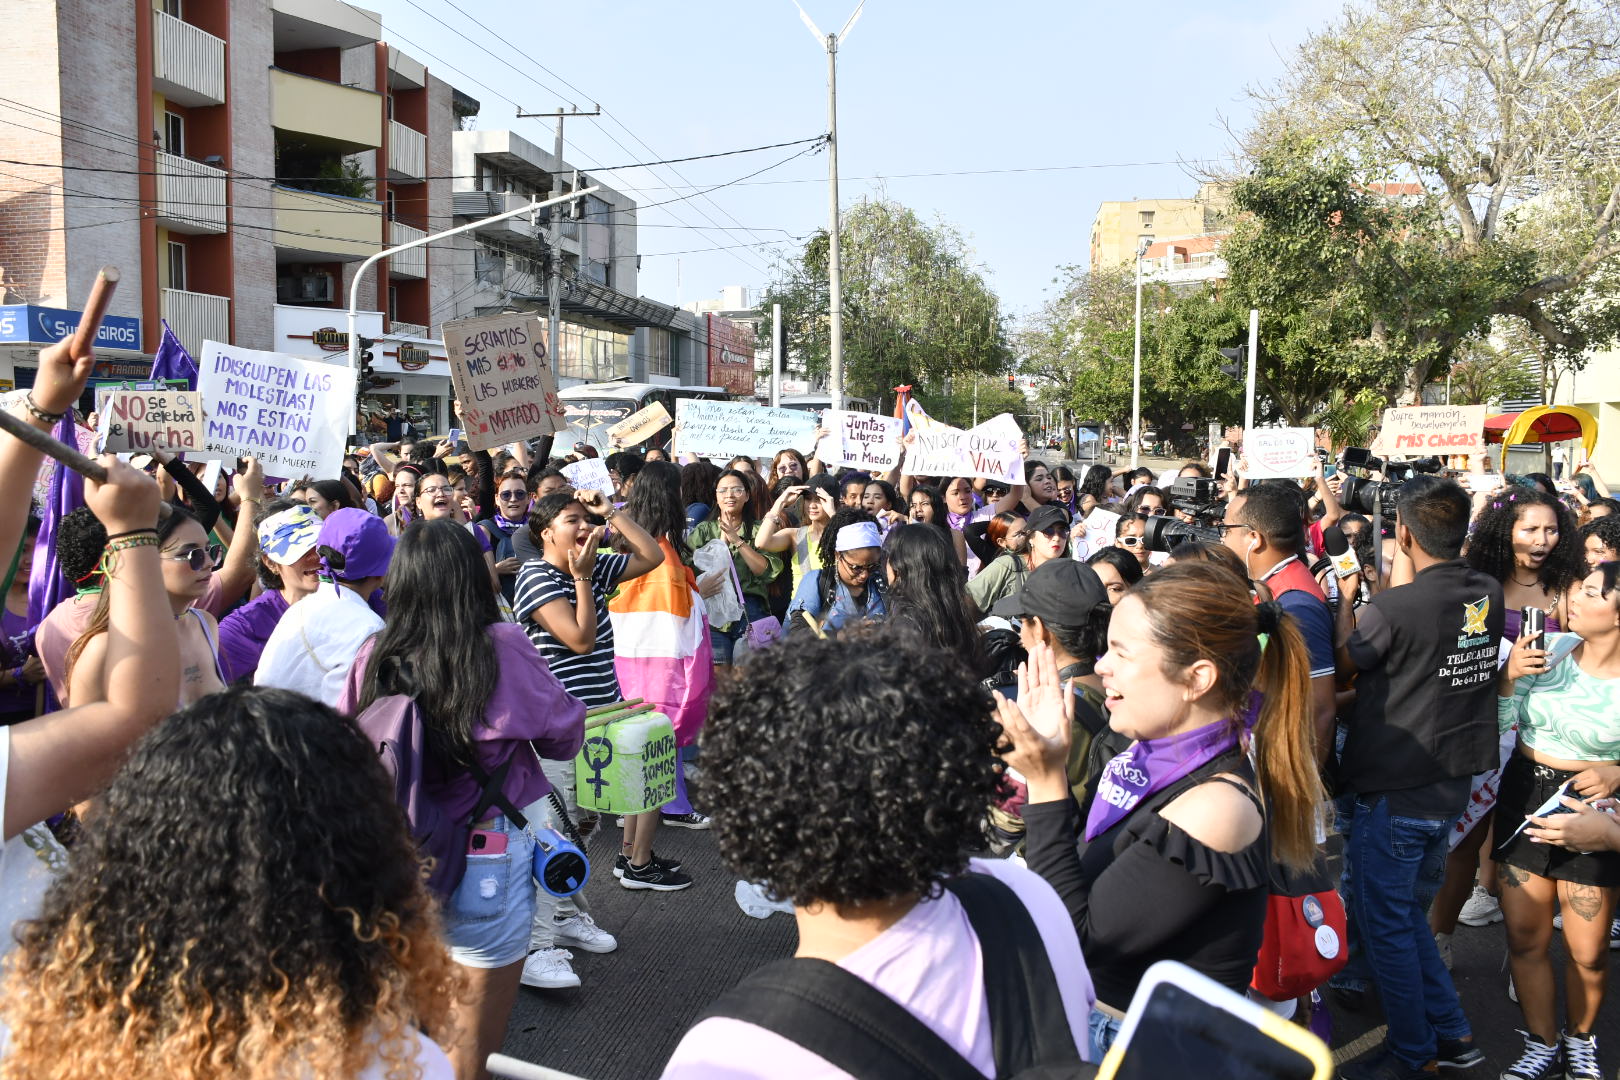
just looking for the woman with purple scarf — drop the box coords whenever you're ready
[999,560,1324,1060]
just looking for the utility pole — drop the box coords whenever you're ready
[1130,238,1148,469]
[516,105,600,384]
[771,302,784,408]
[793,1,864,412]
[1244,308,1259,433]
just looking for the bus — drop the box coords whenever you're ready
[556,382,731,454]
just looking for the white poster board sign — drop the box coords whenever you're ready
[1079,508,1121,559]
[199,341,354,479]
[672,399,818,461]
[607,401,673,447]
[442,314,564,450]
[817,410,902,471]
[98,390,204,454]
[561,457,613,494]
[1243,427,1318,479]
[902,413,1025,483]
[1380,405,1487,457]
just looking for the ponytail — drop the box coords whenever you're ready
[1251,611,1322,869]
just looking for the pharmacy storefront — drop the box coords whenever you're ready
[273,305,452,439]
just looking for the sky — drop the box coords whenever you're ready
[369,0,1346,324]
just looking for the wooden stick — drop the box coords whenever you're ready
[585,698,642,718]
[584,703,657,730]
[70,266,120,358]
[0,409,106,483]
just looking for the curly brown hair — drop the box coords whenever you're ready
[0,686,462,1079]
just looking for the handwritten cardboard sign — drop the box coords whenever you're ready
[98,389,203,453]
[607,401,673,447]
[903,412,1025,484]
[562,457,613,494]
[817,410,902,471]
[672,399,818,461]
[1244,427,1317,479]
[198,341,354,479]
[442,314,564,451]
[1380,405,1487,456]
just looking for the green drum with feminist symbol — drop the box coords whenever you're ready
[574,700,680,815]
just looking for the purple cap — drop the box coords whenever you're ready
[317,508,394,581]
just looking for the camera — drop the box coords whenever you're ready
[1166,476,1227,522]
[1340,447,1383,478]
[1339,475,1403,515]
[1142,514,1224,552]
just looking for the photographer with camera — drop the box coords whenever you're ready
[1329,475,1503,1080]
[1220,484,1337,765]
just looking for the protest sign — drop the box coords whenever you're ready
[442,314,564,450]
[198,342,353,479]
[1081,508,1121,559]
[607,401,673,447]
[902,412,1025,483]
[1243,427,1317,479]
[1380,405,1487,457]
[98,389,203,453]
[817,410,902,471]
[562,457,613,494]
[672,399,818,461]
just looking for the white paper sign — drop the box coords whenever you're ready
[1080,508,1121,559]
[442,313,565,450]
[562,457,613,494]
[673,399,818,461]
[199,341,354,479]
[1244,427,1318,479]
[817,410,902,471]
[903,412,1025,484]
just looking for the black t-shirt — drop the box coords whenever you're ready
[1339,559,1505,809]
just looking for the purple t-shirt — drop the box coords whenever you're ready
[216,589,291,683]
[339,622,584,821]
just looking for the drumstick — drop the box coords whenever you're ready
[0,409,107,483]
[70,266,120,357]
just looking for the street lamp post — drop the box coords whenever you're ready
[793,1,863,412]
[1130,237,1148,469]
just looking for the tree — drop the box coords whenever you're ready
[1439,326,1541,406]
[758,199,1010,409]
[1242,0,1620,400]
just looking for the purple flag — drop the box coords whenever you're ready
[150,320,198,390]
[27,410,86,626]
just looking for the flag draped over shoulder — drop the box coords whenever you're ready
[26,411,88,626]
[149,321,198,389]
[607,538,713,746]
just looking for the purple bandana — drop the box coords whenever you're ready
[1084,718,1239,841]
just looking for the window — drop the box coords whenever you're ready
[384,188,396,220]
[1139,210,1155,229]
[406,394,438,432]
[166,241,187,292]
[646,328,675,377]
[387,285,398,321]
[160,0,181,16]
[163,112,185,156]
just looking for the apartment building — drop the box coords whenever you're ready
[0,0,470,430]
[1088,181,1231,274]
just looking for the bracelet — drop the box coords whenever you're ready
[602,506,617,520]
[574,577,591,584]
[22,394,65,424]
[105,527,158,541]
[105,534,160,554]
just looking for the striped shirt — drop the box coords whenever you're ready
[514,553,630,708]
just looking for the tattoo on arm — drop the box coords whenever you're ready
[1565,883,1604,922]
[1499,863,1530,889]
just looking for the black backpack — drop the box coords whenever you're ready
[696,873,1091,1079]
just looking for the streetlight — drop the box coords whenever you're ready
[1130,236,1149,469]
[791,0,864,412]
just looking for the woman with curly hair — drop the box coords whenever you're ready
[755,475,840,592]
[0,685,461,1079]
[1581,515,1620,573]
[883,524,985,672]
[1466,486,1584,648]
[662,625,1094,1077]
[784,507,886,638]
[343,520,586,1076]
[906,482,970,567]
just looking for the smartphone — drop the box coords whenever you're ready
[1100,961,1330,1080]
[1323,463,1337,478]
[468,829,508,856]
[1213,448,1233,482]
[1521,606,1546,652]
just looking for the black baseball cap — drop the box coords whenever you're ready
[992,559,1110,624]
[1026,503,1072,535]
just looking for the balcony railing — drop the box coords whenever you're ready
[388,120,426,181]
[161,288,230,357]
[389,320,429,338]
[389,220,427,278]
[155,150,228,234]
[153,10,226,107]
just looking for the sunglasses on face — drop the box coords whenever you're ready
[163,544,224,571]
[1037,525,1070,539]
[838,554,881,578]
[1140,506,1167,516]
[1117,535,1144,549]
[498,490,528,501]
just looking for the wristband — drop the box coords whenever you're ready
[106,527,159,541]
[22,394,66,424]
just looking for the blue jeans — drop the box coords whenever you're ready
[1340,795,1469,1067]
[1087,1007,1122,1062]
[443,813,537,969]
[710,592,770,665]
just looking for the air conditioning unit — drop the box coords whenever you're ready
[276,273,335,303]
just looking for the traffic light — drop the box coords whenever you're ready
[1217,346,1245,379]
[357,337,381,393]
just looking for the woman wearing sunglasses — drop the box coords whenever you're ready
[67,504,224,709]
[786,509,887,638]
[1026,504,1072,571]
[755,475,841,593]
[1114,514,1152,573]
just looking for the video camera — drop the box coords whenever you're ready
[1143,477,1227,552]
[1336,450,1444,515]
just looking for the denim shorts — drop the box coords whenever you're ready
[443,814,536,969]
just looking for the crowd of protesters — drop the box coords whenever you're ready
[0,341,1615,1080]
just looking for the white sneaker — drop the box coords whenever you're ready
[1434,930,1453,971]
[520,948,580,990]
[1457,884,1503,926]
[1553,910,1563,930]
[552,912,617,954]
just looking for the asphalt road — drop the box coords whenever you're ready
[499,823,1614,1079]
